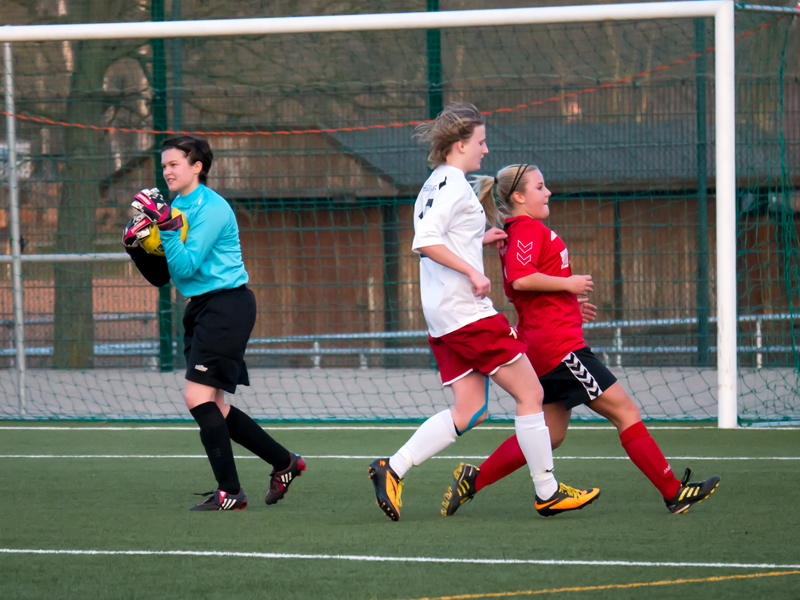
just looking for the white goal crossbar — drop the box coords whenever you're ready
[0,1,738,427]
[0,2,728,41]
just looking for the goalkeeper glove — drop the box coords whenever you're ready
[132,188,183,231]
[122,212,153,249]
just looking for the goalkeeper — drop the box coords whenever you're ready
[123,135,306,511]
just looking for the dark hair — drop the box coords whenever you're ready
[161,135,213,184]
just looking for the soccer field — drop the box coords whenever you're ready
[1,423,799,599]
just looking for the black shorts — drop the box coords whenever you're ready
[182,285,256,394]
[540,347,617,410]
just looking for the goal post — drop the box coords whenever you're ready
[2,1,794,426]
[714,0,737,428]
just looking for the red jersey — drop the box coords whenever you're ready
[499,216,585,376]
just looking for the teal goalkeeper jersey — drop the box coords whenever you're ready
[160,184,249,298]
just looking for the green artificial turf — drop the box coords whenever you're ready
[1,424,799,599]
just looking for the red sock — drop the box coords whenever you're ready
[475,435,528,492]
[620,421,681,499]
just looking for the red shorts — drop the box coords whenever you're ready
[429,313,527,386]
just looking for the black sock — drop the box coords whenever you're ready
[189,403,241,494]
[225,406,291,471]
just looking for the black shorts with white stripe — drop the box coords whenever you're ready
[539,347,617,410]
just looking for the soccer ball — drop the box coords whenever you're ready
[140,207,189,257]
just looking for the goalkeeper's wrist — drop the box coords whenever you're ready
[157,214,184,232]
[124,245,146,258]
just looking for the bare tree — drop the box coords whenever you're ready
[6,0,150,367]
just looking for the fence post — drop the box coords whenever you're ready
[613,200,624,327]
[695,17,711,366]
[3,42,25,415]
[426,0,443,119]
[152,0,174,372]
[755,318,762,370]
[312,341,321,369]
[381,204,401,367]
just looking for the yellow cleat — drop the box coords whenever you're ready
[535,483,600,517]
[369,458,403,521]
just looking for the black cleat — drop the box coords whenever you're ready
[665,468,720,514]
[369,458,403,521]
[442,463,480,516]
[265,453,307,505]
[190,488,247,511]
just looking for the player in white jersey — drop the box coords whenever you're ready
[368,103,599,521]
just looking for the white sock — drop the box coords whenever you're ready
[515,412,558,500]
[389,409,458,479]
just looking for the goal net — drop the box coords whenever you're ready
[0,2,797,423]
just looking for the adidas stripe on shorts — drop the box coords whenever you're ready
[539,346,617,409]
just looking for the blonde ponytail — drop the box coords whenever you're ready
[473,164,539,228]
[471,174,502,228]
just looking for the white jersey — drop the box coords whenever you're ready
[411,164,497,337]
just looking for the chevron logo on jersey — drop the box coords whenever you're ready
[563,352,602,400]
[517,240,533,264]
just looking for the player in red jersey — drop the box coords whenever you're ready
[368,104,599,521]
[441,164,720,516]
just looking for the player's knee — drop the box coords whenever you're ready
[551,431,566,450]
[625,403,642,425]
[615,396,642,428]
[450,407,466,430]
[184,388,212,409]
[451,408,488,433]
[530,381,544,408]
[473,411,488,427]
[517,392,543,413]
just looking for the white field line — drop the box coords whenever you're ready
[3,425,797,431]
[0,548,798,570]
[0,454,797,460]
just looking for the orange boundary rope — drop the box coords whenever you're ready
[0,17,780,137]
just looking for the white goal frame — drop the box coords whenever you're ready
[0,1,738,427]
